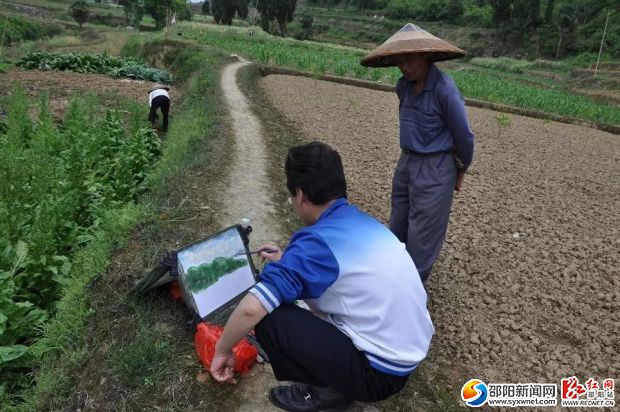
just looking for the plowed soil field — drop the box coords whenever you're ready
[260,74,619,390]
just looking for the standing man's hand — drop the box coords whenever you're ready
[455,170,466,191]
[210,349,237,384]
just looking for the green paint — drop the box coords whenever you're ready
[186,256,248,292]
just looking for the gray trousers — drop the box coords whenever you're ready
[390,151,456,282]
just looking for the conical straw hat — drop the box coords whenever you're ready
[361,23,465,67]
[148,84,170,93]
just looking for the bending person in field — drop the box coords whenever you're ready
[209,141,434,411]
[148,84,171,132]
[361,23,475,283]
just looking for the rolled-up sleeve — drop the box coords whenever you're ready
[248,230,339,313]
[441,92,475,170]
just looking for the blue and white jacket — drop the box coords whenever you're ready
[249,198,434,376]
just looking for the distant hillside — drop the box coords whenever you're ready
[295,0,618,60]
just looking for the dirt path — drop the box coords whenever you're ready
[215,57,282,411]
[218,57,282,248]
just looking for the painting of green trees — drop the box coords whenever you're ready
[186,257,248,292]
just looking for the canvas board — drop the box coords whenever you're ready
[177,226,256,318]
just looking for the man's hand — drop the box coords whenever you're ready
[209,349,237,384]
[208,294,268,384]
[455,170,466,191]
[259,244,283,262]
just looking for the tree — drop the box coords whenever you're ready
[237,0,251,19]
[443,0,465,22]
[553,2,577,58]
[144,0,168,28]
[256,0,297,35]
[490,0,512,27]
[143,0,191,29]
[212,0,236,24]
[210,0,250,24]
[70,0,89,29]
[352,0,388,10]
[512,0,541,30]
[201,0,210,16]
[290,10,313,40]
[177,3,193,22]
[119,0,144,27]
[299,10,313,30]
[543,0,555,25]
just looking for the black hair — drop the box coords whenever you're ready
[285,141,347,205]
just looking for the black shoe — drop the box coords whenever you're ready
[269,383,353,412]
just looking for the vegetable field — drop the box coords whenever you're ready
[17,51,172,83]
[0,86,160,394]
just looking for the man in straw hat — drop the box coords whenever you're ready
[148,84,171,132]
[361,23,475,283]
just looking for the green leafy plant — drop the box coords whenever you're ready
[0,60,10,73]
[0,85,161,393]
[495,113,512,138]
[16,51,172,83]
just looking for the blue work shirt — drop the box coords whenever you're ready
[396,63,475,170]
[249,198,433,376]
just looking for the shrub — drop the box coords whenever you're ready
[463,4,493,27]
[531,59,569,71]
[468,57,534,73]
[0,15,63,45]
[565,52,614,68]
[0,60,10,73]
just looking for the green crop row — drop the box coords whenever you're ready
[0,87,161,395]
[182,24,619,126]
[16,51,172,84]
[452,71,620,125]
[183,26,402,84]
[469,57,535,74]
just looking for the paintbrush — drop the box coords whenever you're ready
[234,248,278,257]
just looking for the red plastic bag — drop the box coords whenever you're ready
[194,322,258,374]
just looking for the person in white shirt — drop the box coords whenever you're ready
[148,85,171,132]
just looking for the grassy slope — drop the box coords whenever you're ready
[1,36,233,410]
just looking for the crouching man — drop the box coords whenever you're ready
[148,84,171,132]
[210,142,434,411]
